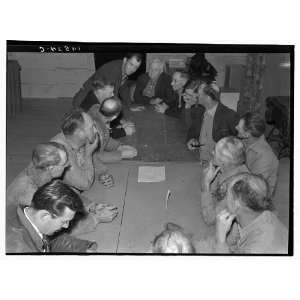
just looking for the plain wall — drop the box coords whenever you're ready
[7,52,95,98]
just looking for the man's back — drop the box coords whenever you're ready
[246,135,279,196]
[73,60,123,107]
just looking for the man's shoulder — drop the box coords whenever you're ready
[217,103,237,117]
[97,59,122,73]
[250,137,278,164]
[6,205,36,253]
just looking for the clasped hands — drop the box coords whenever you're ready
[87,202,118,223]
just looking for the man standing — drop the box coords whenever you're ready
[6,180,97,253]
[73,53,143,138]
[186,82,239,166]
[235,112,279,196]
[73,53,143,106]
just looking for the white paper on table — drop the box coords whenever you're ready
[138,166,166,183]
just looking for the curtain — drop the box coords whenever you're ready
[237,53,266,115]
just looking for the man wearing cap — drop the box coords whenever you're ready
[185,82,239,166]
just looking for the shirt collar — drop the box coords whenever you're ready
[23,207,44,240]
[206,103,218,116]
[17,206,49,252]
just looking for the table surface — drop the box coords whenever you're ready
[79,161,213,253]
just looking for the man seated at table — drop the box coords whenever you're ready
[153,70,189,118]
[80,78,136,139]
[200,136,249,225]
[73,53,143,139]
[134,59,178,115]
[7,142,69,206]
[51,109,118,224]
[185,82,239,166]
[212,173,288,254]
[235,112,279,197]
[87,98,137,166]
[6,141,116,236]
[6,180,98,253]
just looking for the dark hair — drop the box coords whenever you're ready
[92,78,114,92]
[124,52,143,62]
[61,108,85,136]
[241,112,266,138]
[231,173,273,212]
[99,97,122,118]
[31,179,84,216]
[202,83,220,102]
[152,223,195,254]
[188,53,217,81]
[32,142,67,170]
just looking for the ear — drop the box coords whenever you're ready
[37,210,52,223]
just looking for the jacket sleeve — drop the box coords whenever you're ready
[134,74,151,104]
[186,106,204,142]
[160,74,177,106]
[50,233,97,253]
[227,110,239,136]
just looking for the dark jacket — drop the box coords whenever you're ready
[6,204,95,253]
[186,102,239,142]
[134,72,181,118]
[73,59,127,107]
[80,90,126,139]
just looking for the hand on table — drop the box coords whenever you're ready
[120,119,135,127]
[187,138,200,150]
[150,98,163,105]
[216,209,236,244]
[118,145,138,159]
[90,203,118,223]
[123,123,136,136]
[98,173,114,188]
[86,241,98,253]
[130,106,146,112]
[154,103,168,114]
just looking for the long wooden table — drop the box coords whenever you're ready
[78,161,213,253]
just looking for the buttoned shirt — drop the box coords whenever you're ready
[245,135,279,196]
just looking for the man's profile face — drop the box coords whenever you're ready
[43,207,75,236]
[124,57,141,76]
[171,72,186,91]
[197,85,209,107]
[235,119,249,139]
[82,113,97,144]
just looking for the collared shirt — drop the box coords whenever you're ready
[245,135,279,196]
[199,104,219,162]
[23,207,44,241]
[231,211,288,254]
[206,103,218,117]
[23,207,51,253]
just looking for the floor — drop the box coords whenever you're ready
[6,98,291,233]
